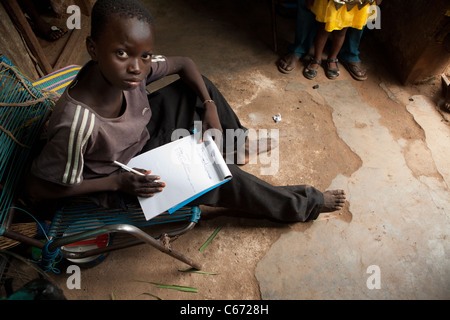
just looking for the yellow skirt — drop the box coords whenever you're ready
[310,0,371,31]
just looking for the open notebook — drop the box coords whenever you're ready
[127,134,232,220]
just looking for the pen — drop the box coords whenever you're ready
[113,160,145,176]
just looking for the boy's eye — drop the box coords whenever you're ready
[117,50,128,58]
[142,54,151,60]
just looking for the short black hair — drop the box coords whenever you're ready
[90,0,155,41]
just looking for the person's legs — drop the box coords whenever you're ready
[339,27,368,81]
[325,27,348,79]
[339,27,363,63]
[291,0,317,58]
[278,0,317,73]
[303,22,328,79]
[329,28,347,62]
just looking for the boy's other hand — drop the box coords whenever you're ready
[117,171,165,198]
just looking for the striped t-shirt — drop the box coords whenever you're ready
[31,55,169,186]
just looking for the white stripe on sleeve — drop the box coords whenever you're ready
[62,105,95,185]
[63,105,81,184]
[76,112,96,184]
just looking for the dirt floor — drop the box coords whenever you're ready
[5,0,449,302]
[59,0,361,300]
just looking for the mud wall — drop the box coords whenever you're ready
[375,0,450,84]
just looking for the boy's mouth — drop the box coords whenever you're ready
[124,78,141,87]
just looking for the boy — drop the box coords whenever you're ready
[26,0,345,222]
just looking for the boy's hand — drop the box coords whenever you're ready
[116,170,165,197]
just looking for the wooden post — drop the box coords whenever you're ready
[1,0,53,75]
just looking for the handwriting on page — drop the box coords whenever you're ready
[174,146,196,193]
[198,143,214,180]
[173,143,217,195]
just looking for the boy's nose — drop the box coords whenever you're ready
[128,59,141,74]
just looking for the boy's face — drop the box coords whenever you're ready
[88,15,155,90]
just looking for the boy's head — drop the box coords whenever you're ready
[87,0,155,90]
[90,0,155,41]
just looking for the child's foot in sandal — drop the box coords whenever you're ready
[303,59,321,80]
[326,58,340,79]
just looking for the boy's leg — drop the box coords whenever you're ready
[143,78,345,222]
[303,23,327,79]
[143,76,248,152]
[190,164,336,223]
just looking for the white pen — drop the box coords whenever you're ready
[113,160,145,176]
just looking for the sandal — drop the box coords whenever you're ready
[38,25,67,42]
[341,61,367,81]
[325,58,340,79]
[277,53,299,74]
[24,14,67,42]
[443,102,450,113]
[303,59,321,80]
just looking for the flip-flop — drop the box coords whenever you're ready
[341,61,367,81]
[277,54,298,74]
[41,25,67,41]
[443,102,450,113]
[24,14,67,42]
[30,20,67,41]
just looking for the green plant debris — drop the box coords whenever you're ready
[133,280,198,293]
[199,226,222,252]
[178,268,217,275]
[136,292,163,300]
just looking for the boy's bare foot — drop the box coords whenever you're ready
[320,190,346,212]
[234,138,278,165]
[277,53,299,74]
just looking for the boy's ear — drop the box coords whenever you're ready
[86,36,98,61]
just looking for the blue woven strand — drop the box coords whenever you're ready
[40,240,62,274]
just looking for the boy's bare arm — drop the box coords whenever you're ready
[166,56,210,100]
[25,174,119,202]
[165,56,223,134]
[25,171,164,203]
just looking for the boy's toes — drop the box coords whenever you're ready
[321,189,347,212]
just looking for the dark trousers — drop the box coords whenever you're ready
[143,77,324,222]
